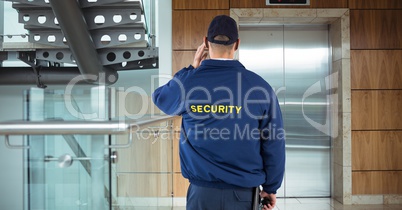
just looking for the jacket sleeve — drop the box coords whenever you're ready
[260,93,286,194]
[152,66,192,115]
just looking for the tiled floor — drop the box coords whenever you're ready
[270,198,402,210]
[174,198,402,210]
[117,198,402,210]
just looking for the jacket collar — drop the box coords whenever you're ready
[200,59,244,68]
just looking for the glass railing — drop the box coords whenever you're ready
[0,87,175,210]
[25,87,113,210]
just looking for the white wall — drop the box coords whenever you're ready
[156,0,173,86]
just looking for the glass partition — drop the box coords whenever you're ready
[20,86,175,209]
[24,87,113,210]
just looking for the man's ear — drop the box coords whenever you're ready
[234,39,240,51]
[204,37,209,49]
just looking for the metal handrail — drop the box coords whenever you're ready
[0,115,175,149]
[0,121,129,135]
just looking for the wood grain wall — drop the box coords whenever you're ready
[170,0,402,197]
[350,0,402,195]
[172,10,230,50]
[350,10,402,50]
[230,0,348,8]
[351,50,402,89]
[173,0,229,10]
[352,171,402,194]
[352,131,402,171]
[116,94,174,197]
[351,90,402,130]
[349,0,402,9]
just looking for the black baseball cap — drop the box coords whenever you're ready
[207,15,238,45]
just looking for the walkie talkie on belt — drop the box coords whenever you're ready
[252,186,271,210]
[252,187,260,210]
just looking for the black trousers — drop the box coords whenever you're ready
[186,184,254,210]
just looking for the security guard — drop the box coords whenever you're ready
[152,15,285,210]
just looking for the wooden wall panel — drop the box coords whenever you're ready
[117,116,172,172]
[230,0,266,8]
[172,51,196,74]
[171,117,186,196]
[173,117,182,172]
[173,0,229,10]
[312,0,348,8]
[351,50,402,90]
[229,0,347,8]
[352,131,402,171]
[351,90,402,130]
[117,174,173,197]
[350,0,402,9]
[350,0,402,197]
[172,10,229,50]
[352,171,402,194]
[173,173,190,197]
[350,10,402,50]
[173,133,181,172]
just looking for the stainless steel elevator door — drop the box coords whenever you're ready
[239,25,331,197]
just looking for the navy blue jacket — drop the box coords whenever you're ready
[152,59,285,194]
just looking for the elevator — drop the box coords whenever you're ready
[239,25,331,197]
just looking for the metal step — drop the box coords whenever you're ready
[1,0,157,73]
[12,2,144,30]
